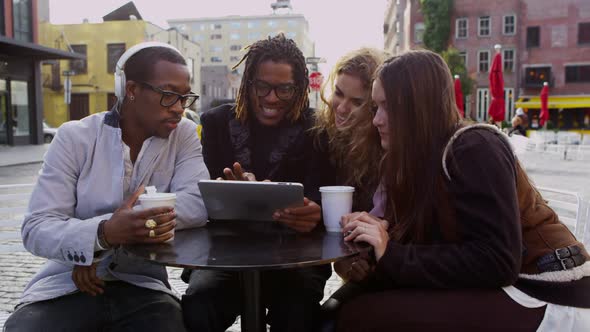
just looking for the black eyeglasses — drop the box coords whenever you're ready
[249,80,297,101]
[138,81,199,108]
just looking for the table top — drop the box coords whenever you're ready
[123,221,369,271]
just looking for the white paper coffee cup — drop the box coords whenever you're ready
[138,192,177,242]
[319,186,355,233]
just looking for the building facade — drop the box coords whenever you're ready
[168,13,314,111]
[38,19,201,126]
[383,0,590,129]
[1,0,82,146]
[516,0,590,130]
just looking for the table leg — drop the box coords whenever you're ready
[240,270,265,332]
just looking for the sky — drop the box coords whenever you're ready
[48,0,386,75]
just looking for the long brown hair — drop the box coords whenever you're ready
[314,48,387,199]
[233,33,309,123]
[377,50,461,243]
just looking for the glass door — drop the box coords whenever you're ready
[10,80,30,145]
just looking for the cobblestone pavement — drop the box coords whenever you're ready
[0,155,588,330]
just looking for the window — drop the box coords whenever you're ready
[524,66,551,87]
[210,23,222,29]
[12,0,32,42]
[248,32,261,40]
[230,44,242,51]
[456,18,468,39]
[503,49,515,72]
[69,45,87,74]
[565,65,590,83]
[287,20,297,27]
[10,80,30,137]
[202,84,206,96]
[503,15,516,35]
[504,88,515,121]
[210,34,222,40]
[478,50,490,72]
[0,2,5,35]
[230,22,241,29]
[192,35,204,41]
[107,43,126,73]
[287,32,296,39]
[414,22,425,43]
[267,20,277,27]
[210,56,223,63]
[478,16,491,37]
[527,26,540,47]
[248,21,259,29]
[476,88,490,122]
[230,56,241,62]
[459,51,467,67]
[209,46,223,53]
[579,23,590,44]
[230,33,240,40]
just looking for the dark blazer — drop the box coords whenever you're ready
[200,103,334,203]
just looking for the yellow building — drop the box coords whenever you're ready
[38,20,202,127]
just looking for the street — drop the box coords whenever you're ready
[0,156,588,328]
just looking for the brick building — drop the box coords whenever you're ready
[383,0,590,129]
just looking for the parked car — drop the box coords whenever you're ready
[43,121,58,143]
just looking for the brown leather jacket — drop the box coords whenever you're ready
[443,124,589,275]
[515,161,589,273]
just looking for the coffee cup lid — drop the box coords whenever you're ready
[139,192,177,201]
[319,186,355,193]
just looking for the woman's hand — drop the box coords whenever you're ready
[341,211,389,230]
[273,197,321,232]
[343,213,390,262]
[219,162,257,181]
[334,255,374,282]
[72,262,104,296]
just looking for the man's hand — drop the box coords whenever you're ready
[103,185,177,246]
[219,162,257,181]
[273,197,321,233]
[72,262,104,296]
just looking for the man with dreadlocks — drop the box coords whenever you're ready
[181,33,332,331]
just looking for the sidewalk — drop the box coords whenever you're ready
[0,144,48,167]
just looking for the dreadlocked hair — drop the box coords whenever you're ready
[233,33,309,123]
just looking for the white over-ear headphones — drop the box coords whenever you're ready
[114,41,183,101]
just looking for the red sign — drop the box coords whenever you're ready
[309,72,323,91]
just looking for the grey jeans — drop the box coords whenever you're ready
[4,281,187,332]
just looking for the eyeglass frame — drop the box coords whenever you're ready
[248,79,298,101]
[137,81,199,108]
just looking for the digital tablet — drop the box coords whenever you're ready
[198,180,304,221]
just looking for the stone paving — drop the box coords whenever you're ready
[0,153,588,330]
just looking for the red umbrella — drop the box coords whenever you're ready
[454,75,464,117]
[488,46,505,122]
[540,82,549,127]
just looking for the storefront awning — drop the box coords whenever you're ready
[0,35,85,60]
[515,95,590,109]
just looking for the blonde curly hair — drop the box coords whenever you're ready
[314,48,388,201]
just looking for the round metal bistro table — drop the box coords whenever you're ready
[123,221,369,332]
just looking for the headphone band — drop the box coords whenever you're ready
[114,42,183,101]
